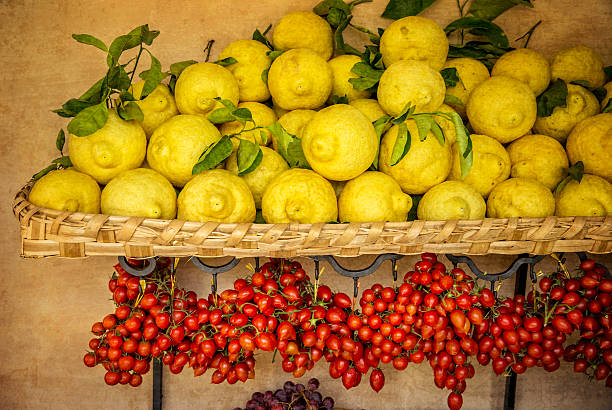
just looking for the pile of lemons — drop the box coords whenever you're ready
[29,11,612,224]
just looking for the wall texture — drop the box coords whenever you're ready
[1,0,611,409]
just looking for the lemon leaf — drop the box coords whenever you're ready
[237,140,263,175]
[139,53,167,98]
[53,98,95,118]
[252,25,273,49]
[267,122,311,169]
[169,60,197,78]
[468,0,533,21]
[450,112,473,178]
[261,68,270,84]
[192,135,233,175]
[370,116,392,170]
[603,99,612,114]
[330,95,349,105]
[392,102,415,125]
[536,79,568,117]
[56,129,66,153]
[67,102,109,137]
[389,122,410,166]
[255,210,266,224]
[445,17,509,48]
[31,157,73,182]
[441,67,460,87]
[406,194,423,221]
[381,0,436,20]
[413,115,433,141]
[107,25,159,67]
[215,57,238,67]
[79,77,107,102]
[444,94,465,106]
[605,66,612,80]
[349,61,384,91]
[568,161,584,183]
[106,64,131,91]
[430,119,445,146]
[72,34,108,52]
[314,0,351,15]
[118,101,144,122]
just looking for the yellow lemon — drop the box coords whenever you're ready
[261,168,337,223]
[226,146,289,208]
[301,104,378,181]
[328,55,372,102]
[129,81,179,138]
[272,11,333,60]
[491,48,551,96]
[466,76,537,144]
[551,45,606,88]
[218,39,271,102]
[507,134,569,190]
[177,169,255,223]
[556,174,612,217]
[566,113,612,182]
[487,178,555,218]
[379,16,448,70]
[442,58,490,117]
[378,60,445,116]
[417,181,485,220]
[68,109,146,184]
[174,62,239,116]
[533,84,600,143]
[220,102,277,149]
[147,115,222,187]
[28,169,100,213]
[349,98,388,122]
[601,82,612,111]
[339,171,412,222]
[449,134,510,198]
[273,109,316,151]
[101,168,176,219]
[379,120,452,194]
[268,48,333,110]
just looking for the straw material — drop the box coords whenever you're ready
[13,183,612,258]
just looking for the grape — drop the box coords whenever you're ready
[264,391,274,402]
[322,397,335,409]
[252,392,264,402]
[283,381,295,392]
[245,400,258,410]
[307,378,320,391]
[296,383,305,392]
[312,391,322,403]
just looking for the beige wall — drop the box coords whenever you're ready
[1,0,611,409]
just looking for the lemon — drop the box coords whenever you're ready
[378,60,445,116]
[551,45,606,88]
[556,174,612,217]
[379,120,452,194]
[507,134,569,190]
[328,55,372,102]
[301,104,378,181]
[417,181,485,220]
[442,58,490,117]
[218,39,271,102]
[566,113,612,182]
[449,134,510,198]
[273,109,316,151]
[272,11,333,60]
[261,168,337,223]
[28,169,100,213]
[339,171,412,222]
[268,48,333,110]
[147,115,222,187]
[226,146,289,208]
[349,98,388,122]
[174,62,239,116]
[601,82,612,111]
[533,84,600,142]
[220,102,277,149]
[466,76,537,144]
[68,109,146,184]
[491,48,551,96]
[129,81,179,138]
[487,178,555,218]
[177,169,255,223]
[101,168,176,219]
[379,16,448,70]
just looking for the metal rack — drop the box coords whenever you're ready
[116,252,609,410]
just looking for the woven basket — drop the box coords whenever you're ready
[13,183,612,258]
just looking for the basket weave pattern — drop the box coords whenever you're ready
[13,184,612,258]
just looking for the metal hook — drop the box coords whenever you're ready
[118,256,157,277]
[191,257,241,294]
[308,254,403,278]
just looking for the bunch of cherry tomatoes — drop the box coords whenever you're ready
[84,254,611,410]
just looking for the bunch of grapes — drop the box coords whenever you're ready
[233,378,334,410]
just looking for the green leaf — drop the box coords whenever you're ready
[444,94,465,106]
[266,50,285,61]
[118,101,144,122]
[56,129,66,153]
[440,67,460,87]
[170,60,198,77]
[261,68,270,84]
[430,119,445,146]
[406,194,422,221]
[570,80,591,88]
[326,7,346,27]
[252,25,273,49]
[119,90,136,102]
[381,0,436,19]
[568,161,584,183]
[53,98,94,118]
[445,17,509,48]
[267,122,311,168]
[330,95,349,105]
[314,0,351,15]
[139,53,167,98]
[349,61,384,91]
[389,122,410,166]
[215,57,238,66]
[371,116,392,170]
[208,108,234,124]
[106,64,131,91]
[106,25,159,67]
[192,135,234,175]
[392,102,415,125]
[237,139,263,175]
[67,102,109,137]
[72,33,108,52]
[602,99,612,114]
[468,0,533,21]
[413,115,433,141]
[589,86,607,103]
[79,77,107,102]
[605,66,612,80]
[536,79,568,117]
[450,112,473,178]
[31,156,73,182]
[232,107,254,126]
[255,210,266,224]
[333,15,362,56]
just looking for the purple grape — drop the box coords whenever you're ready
[252,392,264,402]
[296,383,305,392]
[283,381,295,392]
[245,400,258,410]
[264,391,274,401]
[322,397,334,409]
[312,391,322,403]
[307,378,320,391]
